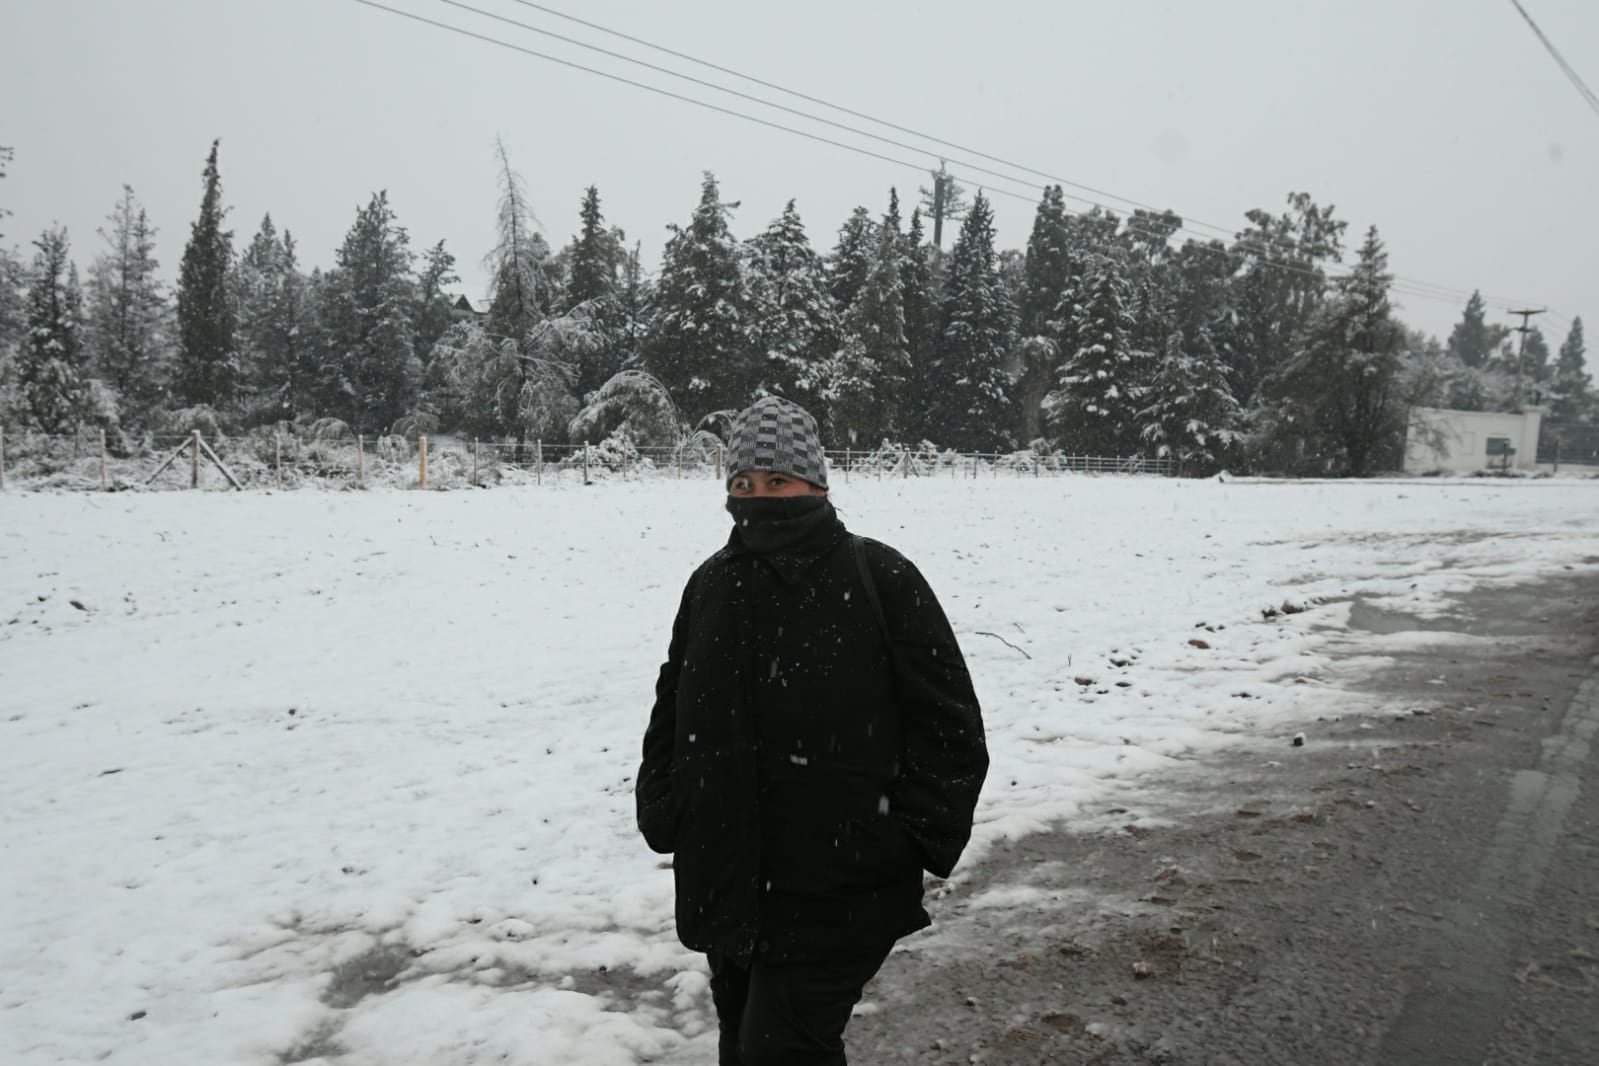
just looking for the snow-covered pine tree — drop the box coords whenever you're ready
[413,239,458,368]
[235,214,285,417]
[615,241,650,370]
[744,199,838,408]
[237,227,318,424]
[86,186,169,426]
[1015,185,1072,443]
[827,205,877,313]
[485,138,556,349]
[321,191,419,435]
[899,208,936,439]
[927,193,1016,451]
[21,227,85,434]
[175,140,239,411]
[1046,253,1139,456]
[1445,291,1507,371]
[1138,330,1240,473]
[562,186,628,399]
[1227,193,1346,408]
[643,172,751,423]
[1549,317,1592,423]
[829,208,909,446]
[1266,226,1405,476]
[565,186,618,313]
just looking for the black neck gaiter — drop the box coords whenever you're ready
[725,495,834,553]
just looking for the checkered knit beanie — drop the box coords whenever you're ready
[724,396,829,490]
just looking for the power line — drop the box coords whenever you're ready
[488,0,1553,309]
[348,0,1551,318]
[425,0,1497,306]
[1508,0,1599,119]
[433,0,1055,207]
[497,0,1240,239]
[346,0,1042,213]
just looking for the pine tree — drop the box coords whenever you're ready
[235,219,318,423]
[827,206,877,313]
[1228,193,1346,407]
[563,186,627,398]
[566,186,618,312]
[235,214,284,414]
[21,227,85,433]
[175,140,238,411]
[485,138,556,348]
[322,191,419,434]
[927,193,1015,451]
[1015,186,1073,442]
[830,212,909,446]
[644,172,751,422]
[86,186,169,424]
[1138,330,1240,473]
[1549,317,1592,422]
[616,241,650,370]
[745,199,838,407]
[0,146,21,367]
[899,209,936,438]
[1268,227,1405,476]
[1046,255,1139,455]
[413,239,459,371]
[1445,291,1509,371]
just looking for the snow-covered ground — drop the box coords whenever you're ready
[4,477,1598,1065]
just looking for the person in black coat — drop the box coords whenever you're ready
[636,396,988,1066]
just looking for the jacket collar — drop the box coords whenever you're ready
[724,506,849,585]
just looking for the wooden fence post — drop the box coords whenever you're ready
[99,429,108,491]
[275,435,283,488]
[357,435,366,486]
[715,446,723,483]
[583,442,591,485]
[191,431,200,489]
[472,439,480,486]
[536,439,543,485]
[419,435,428,489]
[0,426,6,491]
[844,448,851,483]
[902,451,910,479]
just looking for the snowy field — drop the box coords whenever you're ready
[4,476,1599,1065]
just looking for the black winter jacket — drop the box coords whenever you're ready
[635,504,987,963]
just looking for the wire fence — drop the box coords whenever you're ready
[0,426,1180,493]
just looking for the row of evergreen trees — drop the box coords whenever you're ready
[0,140,1592,475]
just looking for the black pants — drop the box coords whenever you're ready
[707,946,892,1066]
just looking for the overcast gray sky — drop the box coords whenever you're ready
[2,0,1595,343]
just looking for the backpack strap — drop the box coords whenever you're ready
[852,535,893,656]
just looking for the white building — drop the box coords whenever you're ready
[1403,406,1545,474]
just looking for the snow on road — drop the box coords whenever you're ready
[3,476,1597,1064]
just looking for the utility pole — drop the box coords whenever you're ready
[1508,307,1547,408]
